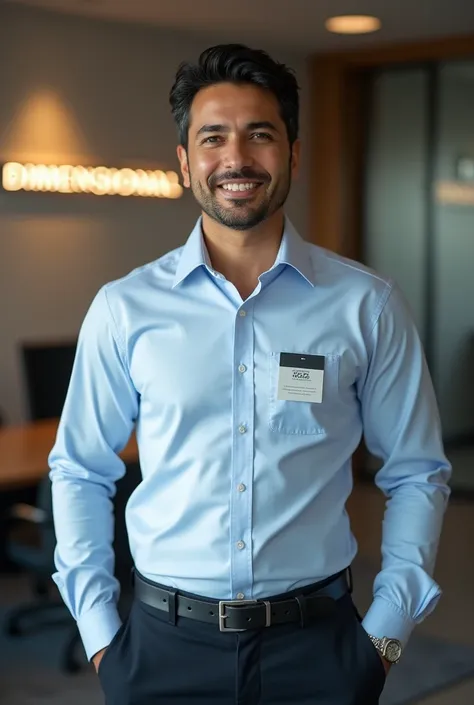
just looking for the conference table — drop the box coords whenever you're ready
[0,418,138,491]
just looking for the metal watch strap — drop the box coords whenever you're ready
[368,635,384,651]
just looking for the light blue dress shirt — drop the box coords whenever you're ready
[49,216,451,661]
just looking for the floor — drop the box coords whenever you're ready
[0,479,473,704]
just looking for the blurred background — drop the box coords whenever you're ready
[0,1,473,704]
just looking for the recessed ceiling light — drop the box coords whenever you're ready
[325,15,381,35]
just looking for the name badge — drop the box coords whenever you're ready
[277,353,325,404]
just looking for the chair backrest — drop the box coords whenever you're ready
[21,341,77,420]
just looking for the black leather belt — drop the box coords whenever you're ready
[134,570,350,632]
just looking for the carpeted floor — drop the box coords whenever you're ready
[1,562,474,705]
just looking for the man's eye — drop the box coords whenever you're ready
[251,133,273,141]
[202,136,222,144]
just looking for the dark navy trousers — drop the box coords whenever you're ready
[98,587,386,705]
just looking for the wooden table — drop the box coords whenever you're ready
[0,418,138,491]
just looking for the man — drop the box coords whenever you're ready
[49,44,451,705]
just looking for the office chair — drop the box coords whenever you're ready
[4,462,141,673]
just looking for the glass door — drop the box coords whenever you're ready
[363,60,474,493]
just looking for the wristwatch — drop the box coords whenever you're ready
[367,635,402,664]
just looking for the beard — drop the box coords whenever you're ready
[189,164,292,231]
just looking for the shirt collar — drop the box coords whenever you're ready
[172,218,212,288]
[273,217,315,287]
[172,216,315,288]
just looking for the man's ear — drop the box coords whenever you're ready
[177,145,190,188]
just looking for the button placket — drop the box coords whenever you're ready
[230,304,255,600]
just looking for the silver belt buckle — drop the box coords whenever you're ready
[218,599,271,632]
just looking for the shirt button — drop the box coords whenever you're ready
[238,364,247,374]
[236,593,245,600]
[237,540,245,550]
[239,310,247,317]
[238,424,247,434]
[237,483,246,492]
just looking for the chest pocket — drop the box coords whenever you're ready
[268,352,340,435]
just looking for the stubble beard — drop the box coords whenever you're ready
[190,168,292,231]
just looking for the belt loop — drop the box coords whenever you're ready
[347,566,353,594]
[167,588,178,625]
[294,594,308,628]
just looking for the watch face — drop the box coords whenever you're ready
[385,639,402,662]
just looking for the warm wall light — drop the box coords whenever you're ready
[2,88,90,164]
[2,162,183,199]
[325,15,381,34]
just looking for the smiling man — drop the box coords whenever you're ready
[49,45,451,705]
[175,73,300,301]
[181,85,294,228]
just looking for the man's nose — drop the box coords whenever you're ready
[222,137,254,171]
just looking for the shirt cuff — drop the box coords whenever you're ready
[361,596,416,648]
[76,603,122,661]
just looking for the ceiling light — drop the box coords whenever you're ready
[325,15,381,35]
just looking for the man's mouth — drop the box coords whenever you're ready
[217,181,263,195]
[220,181,260,191]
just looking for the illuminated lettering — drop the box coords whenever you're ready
[1,162,183,199]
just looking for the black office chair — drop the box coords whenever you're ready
[4,461,141,673]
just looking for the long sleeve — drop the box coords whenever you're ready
[358,282,451,646]
[48,286,139,661]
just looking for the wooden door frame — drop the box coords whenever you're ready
[308,34,474,258]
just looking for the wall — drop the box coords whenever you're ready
[0,4,310,423]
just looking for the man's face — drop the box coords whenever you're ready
[177,83,300,230]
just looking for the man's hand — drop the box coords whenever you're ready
[92,647,108,673]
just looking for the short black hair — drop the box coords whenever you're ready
[169,44,300,149]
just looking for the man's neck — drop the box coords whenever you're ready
[201,211,285,300]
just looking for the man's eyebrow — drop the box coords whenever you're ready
[195,124,230,138]
[246,121,279,132]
